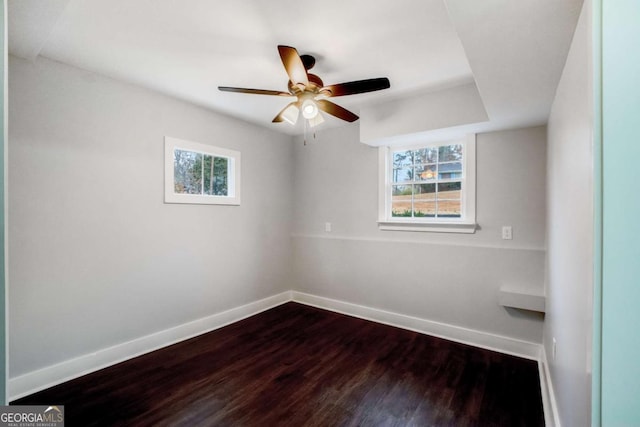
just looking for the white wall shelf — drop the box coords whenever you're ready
[499,286,546,313]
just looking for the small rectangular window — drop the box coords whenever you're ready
[378,135,476,233]
[165,137,240,205]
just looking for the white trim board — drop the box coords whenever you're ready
[292,291,540,360]
[290,233,546,252]
[8,291,292,401]
[539,345,562,427]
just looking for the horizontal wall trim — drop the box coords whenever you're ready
[291,233,546,252]
[291,291,541,360]
[8,291,293,401]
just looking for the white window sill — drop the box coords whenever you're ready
[377,220,477,234]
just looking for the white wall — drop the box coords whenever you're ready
[292,124,546,344]
[8,56,294,378]
[545,0,593,425]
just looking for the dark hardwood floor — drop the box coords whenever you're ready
[13,303,544,426]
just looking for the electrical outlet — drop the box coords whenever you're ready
[325,222,332,232]
[552,337,557,361]
[502,226,513,240]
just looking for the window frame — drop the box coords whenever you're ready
[164,136,241,205]
[378,134,477,233]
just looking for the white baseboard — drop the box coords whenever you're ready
[291,291,540,360]
[9,291,292,401]
[10,288,550,418]
[539,345,562,427]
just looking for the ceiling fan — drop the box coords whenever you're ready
[219,45,391,127]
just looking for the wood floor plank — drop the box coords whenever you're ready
[13,303,544,426]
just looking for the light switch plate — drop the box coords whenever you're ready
[502,226,513,240]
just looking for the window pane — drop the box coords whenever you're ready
[392,185,412,217]
[203,154,213,195]
[414,183,436,201]
[393,150,413,168]
[174,149,202,194]
[392,168,413,183]
[438,144,463,162]
[213,157,228,196]
[392,185,413,196]
[438,181,462,199]
[414,147,438,164]
[414,184,436,217]
[438,162,462,180]
[415,165,437,181]
[414,201,436,217]
[437,200,461,217]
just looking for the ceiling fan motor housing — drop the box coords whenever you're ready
[300,54,316,71]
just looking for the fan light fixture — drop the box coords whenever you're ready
[281,104,300,125]
[301,99,319,119]
[218,46,391,129]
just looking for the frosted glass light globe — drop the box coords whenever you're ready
[301,99,319,119]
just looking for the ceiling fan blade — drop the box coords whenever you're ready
[316,100,359,122]
[322,77,390,97]
[218,86,292,97]
[277,45,309,88]
[272,101,300,124]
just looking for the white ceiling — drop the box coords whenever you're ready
[8,0,583,139]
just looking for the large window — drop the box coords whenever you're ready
[164,137,241,205]
[378,135,476,233]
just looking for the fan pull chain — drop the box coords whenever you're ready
[304,118,308,146]
[303,120,318,146]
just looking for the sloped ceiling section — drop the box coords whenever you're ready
[360,82,488,145]
[7,0,583,144]
[7,0,71,61]
[360,0,584,146]
[444,0,584,131]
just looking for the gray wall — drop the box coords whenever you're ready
[545,0,593,425]
[8,51,550,385]
[8,56,294,377]
[292,124,546,344]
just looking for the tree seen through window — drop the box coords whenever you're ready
[391,144,463,218]
[174,149,228,196]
